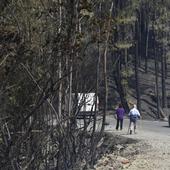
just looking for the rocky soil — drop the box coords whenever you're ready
[93,135,148,170]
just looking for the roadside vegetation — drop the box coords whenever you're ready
[0,0,170,169]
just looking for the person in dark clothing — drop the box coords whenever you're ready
[115,103,125,130]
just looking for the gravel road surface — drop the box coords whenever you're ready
[103,116,170,170]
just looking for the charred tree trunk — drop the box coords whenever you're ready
[101,2,113,132]
[135,20,141,112]
[114,56,130,113]
[145,20,149,73]
[90,30,101,166]
[153,29,160,119]
[161,46,167,108]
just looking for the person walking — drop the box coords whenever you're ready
[128,104,141,134]
[115,103,125,130]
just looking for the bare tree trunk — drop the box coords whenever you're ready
[138,8,142,66]
[101,2,113,132]
[145,20,149,73]
[161,43,167,108]
[58,0,62,119]
[153,31,160,119]
[58,60,62,118]
[135,20,141,112]
[162,12,168,107]
[114,57,130,113]
[90,26,101,165]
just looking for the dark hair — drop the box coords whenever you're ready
[119,103,122,108]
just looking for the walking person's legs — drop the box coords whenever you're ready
[130,121,134,134]
[116,119,120,130]
[120,119,123,130]
[134,121,137,134]
[127,120,131,134]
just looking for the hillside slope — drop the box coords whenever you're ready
[127,59,170,120]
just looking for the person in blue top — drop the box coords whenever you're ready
[128,104,141,134]
[115,103,125,130]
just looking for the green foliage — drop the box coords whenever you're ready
[115,42,133,49]
[116,16,136,25]
[121,68,134,78]
[80,9,94,18]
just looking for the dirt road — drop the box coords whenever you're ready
[104,116,170,170]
